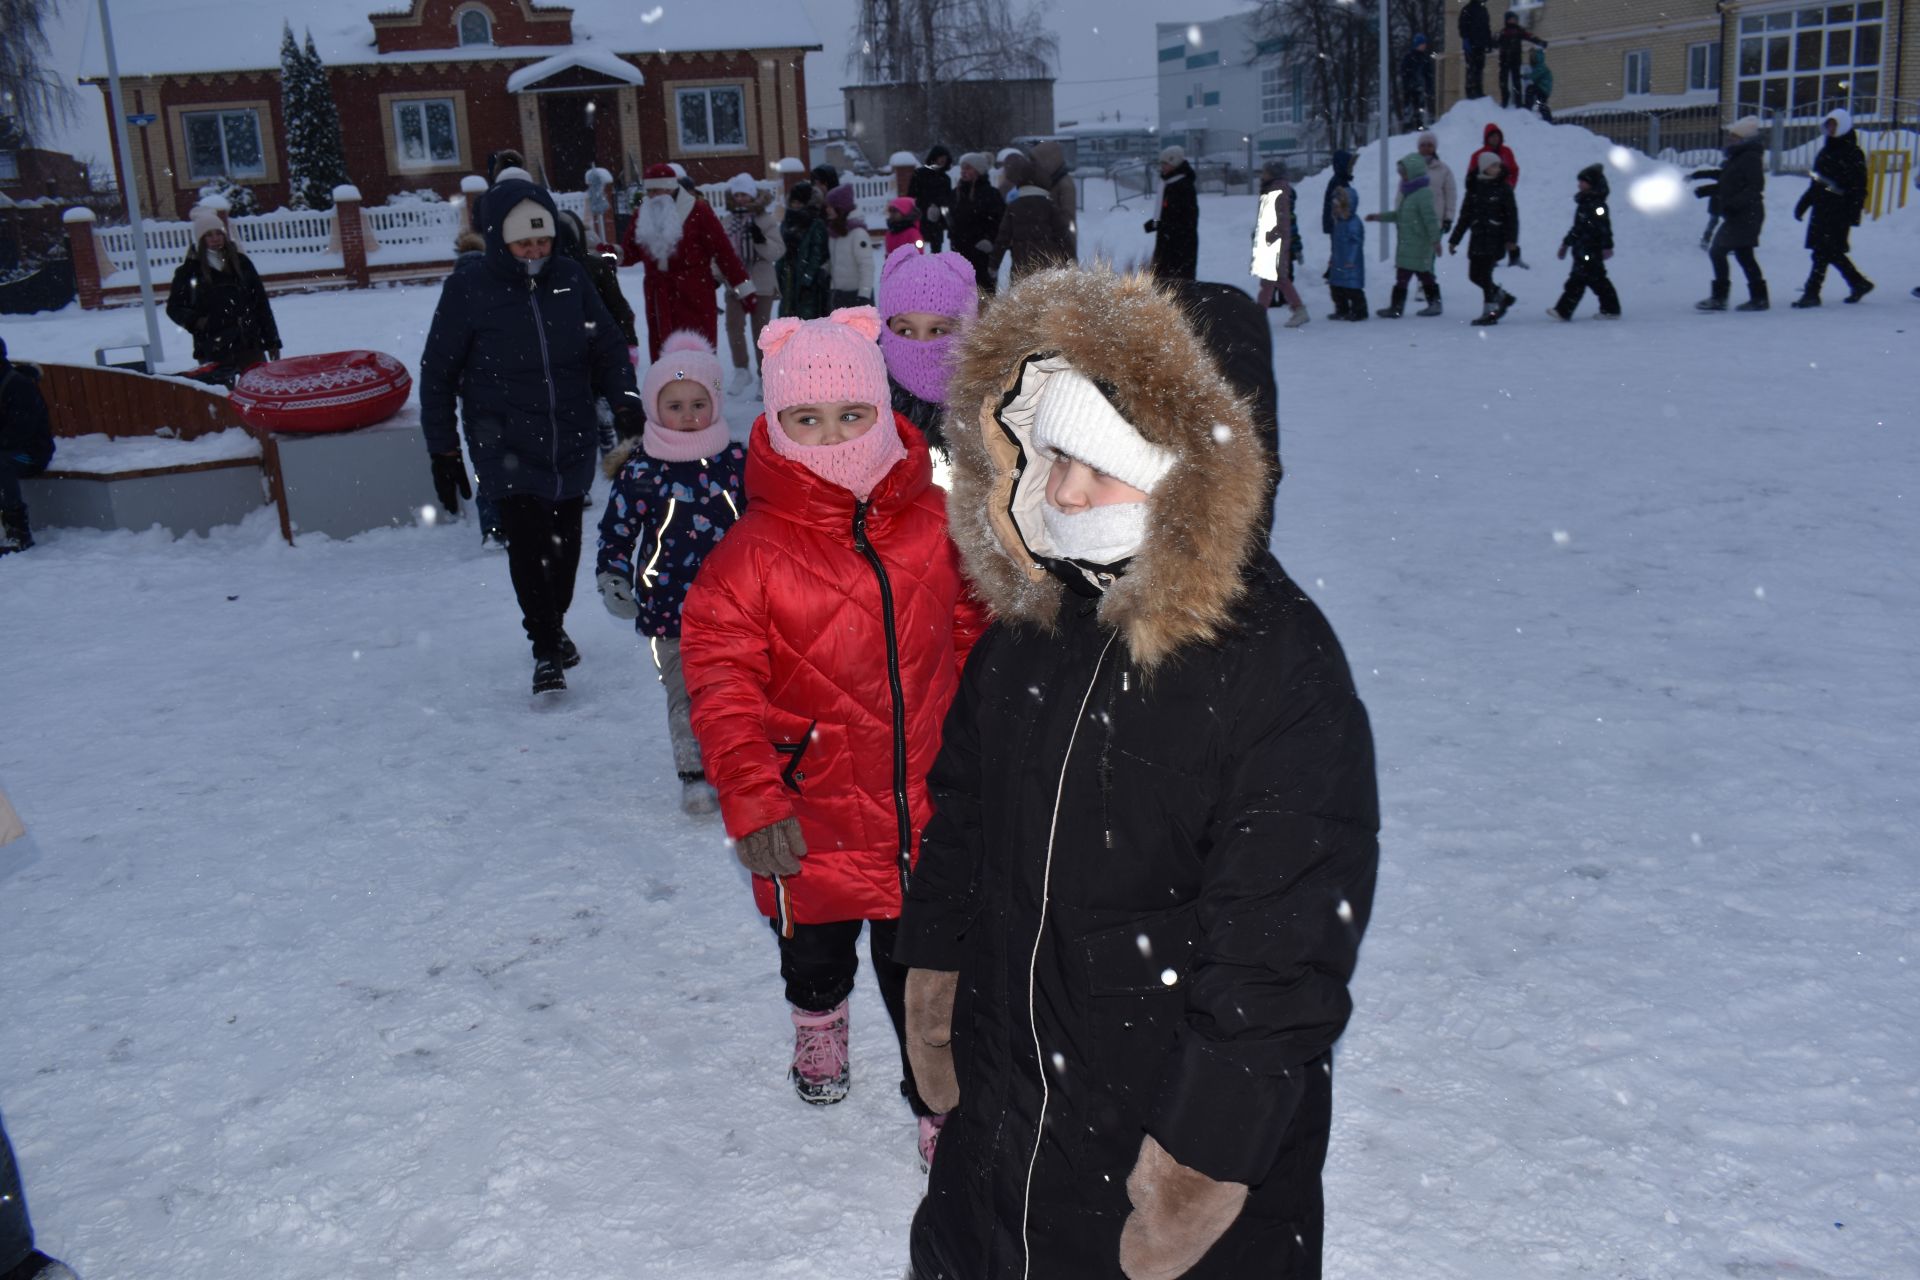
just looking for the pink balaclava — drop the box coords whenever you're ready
[641,330,730,462]
[877,244,979,406]
[757,307,906,500]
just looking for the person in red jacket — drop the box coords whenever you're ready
[622,164,756,361]
[1468,122,1527,266]
[679,305,985,1166]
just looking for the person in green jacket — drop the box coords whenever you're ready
[1365,153,1444,317]
[1527,48,1555,123]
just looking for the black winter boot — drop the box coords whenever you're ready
[1377,285,1407,318]
[1736,281,1770,311]
[1471,301,1501,326]
[1791,288,1821,308]
[532,656,567,695]
[0,504,32,555]
[1696,281,1731,311]
[1844,279,1874,304]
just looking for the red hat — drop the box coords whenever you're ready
[642,163,679,192]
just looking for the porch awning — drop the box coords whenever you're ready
[506,50,646,94]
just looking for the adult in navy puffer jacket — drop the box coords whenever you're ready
[419,178,644,691]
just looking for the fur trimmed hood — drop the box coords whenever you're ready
[944,266,1270,669]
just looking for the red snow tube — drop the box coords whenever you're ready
[229,350,413,434]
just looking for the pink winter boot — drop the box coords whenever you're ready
[917,1113,947,1172]
[789,1001,851,1105]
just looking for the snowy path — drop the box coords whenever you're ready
[3,105,1917,1277]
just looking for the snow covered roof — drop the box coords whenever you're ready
[77,0,819,79]
[505,49,646,93]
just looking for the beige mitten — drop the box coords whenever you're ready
[733,817,805,877]
[1118,1135,1249,1280]
[906,968,960,1113]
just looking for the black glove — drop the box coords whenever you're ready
[430,451,472,516]
[1143,219,1158,234]
[1439,218,1453,234]
[613,405,645,440]
[748,223,767,243]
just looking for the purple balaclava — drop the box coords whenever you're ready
[876,245,979,406]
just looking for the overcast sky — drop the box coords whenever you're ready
[39,0,1255,168]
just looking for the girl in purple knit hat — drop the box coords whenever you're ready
[877,244,980,463]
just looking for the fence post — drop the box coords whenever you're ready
[1770,113,1786,175]
[63,207,103,309]
[334,185,370,288]
[777,156,806,196]
[1647,112,1662,158]
[890,151,919,197]
[459,174,489,236]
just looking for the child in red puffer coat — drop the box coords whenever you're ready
[679,305,984,1165]
[883,197,925,256]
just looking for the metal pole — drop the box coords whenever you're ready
[1378,0,1391,258]
[96,0,164,365]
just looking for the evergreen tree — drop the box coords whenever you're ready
[280,26,348,210]
[301,32,349,207]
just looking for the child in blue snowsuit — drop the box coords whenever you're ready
[596,331,747,816]
[1327,187,1369,320]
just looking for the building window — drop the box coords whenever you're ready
[393,98,459,168]
[0,152,17,182]
[1688,41,1722,92]
[675,86,747,151]
[183,108,266,181]
[457,8,492,46]
[1261,61,1300,125]
[1737,2,1884,118]
[1624,50,1653,96]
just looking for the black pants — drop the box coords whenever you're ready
[1499,59,1526,108]
[1711,244,1765,291]
[1527,85,1554,123]
[1468,255,1508,304]
[1,1113,34,1272]
[1807,249,1868,295]
[1555,261,1620,316]
[498,495,585,660]
[773,916,933,1115]
[0,457,26,511]
[1464,47,1487,99]
[957,246,997,295]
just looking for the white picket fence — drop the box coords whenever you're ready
[92,175,908,286]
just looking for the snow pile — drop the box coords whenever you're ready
[48,427,260,474]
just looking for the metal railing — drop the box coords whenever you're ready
[1558,96,1920,175]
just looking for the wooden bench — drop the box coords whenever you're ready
[21,362,295,542]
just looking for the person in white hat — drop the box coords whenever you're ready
[162,204,281,378]
[718,173,784,391]
[1694,116,1771,311]
[900,266,1377,1279]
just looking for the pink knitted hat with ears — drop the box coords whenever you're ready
[878,244,980,322]
[642,330,725,422]
[757,307,891,420]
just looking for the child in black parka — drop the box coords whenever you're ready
[1450,151,1521,325]
[1548,164,1621,320]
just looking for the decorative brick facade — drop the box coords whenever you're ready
[84,2,814,216]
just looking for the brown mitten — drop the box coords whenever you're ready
[906,968,960,1113]
[734,817,806,877]
[1118,1135,1249,1280]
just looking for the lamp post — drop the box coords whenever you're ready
[96,0,165,363]
[1376,0,1390,259]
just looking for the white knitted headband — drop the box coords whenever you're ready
[1031,365,1176,494]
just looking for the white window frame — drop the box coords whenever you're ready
[456,7,493,47]
[392,97,461,170]
[1735,2,1885,120]
[1688,41,1722,92]
[181,108,267,181]
[1260,61,1299,126]
[1623,49,1653,96]
[673,85,748,153]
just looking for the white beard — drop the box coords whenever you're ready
[634,193,686,265]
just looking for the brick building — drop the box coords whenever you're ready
[76,0,820,219]
[0,148,92,202]
[1441,0,1920,123]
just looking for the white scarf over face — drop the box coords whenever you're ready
[633,191,689,265]
[1040,500,1149,565]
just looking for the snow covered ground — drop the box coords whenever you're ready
[3,103,1917,1278]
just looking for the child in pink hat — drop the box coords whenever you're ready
[679,306,986,1168]
[878,244,979,457]
[883,196,924,256]
[594,330,748,816]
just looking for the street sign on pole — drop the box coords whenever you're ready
[124,113,157,126]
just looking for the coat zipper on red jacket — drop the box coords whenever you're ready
[851,498,913,895]
[526,278,561,500]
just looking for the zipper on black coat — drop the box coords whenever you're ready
[526,277,562,500]
[852,498,913,895]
